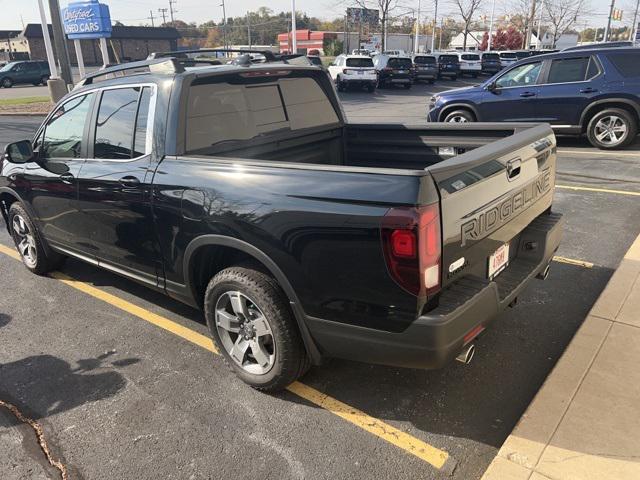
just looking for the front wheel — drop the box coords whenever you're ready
[443,109,475,123]
[204,266,310,391]
[2,77,13,88]
[8,203,65,275]
[586,108,637,150]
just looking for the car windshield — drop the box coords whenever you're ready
[346,58,374,67]
[439,55,459,63]
[0,62,18,72]
[414,56,436,64]
[388,58,412,68]
[483,53,500,60]
[461,54,480,61]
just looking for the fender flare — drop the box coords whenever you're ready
[438,102,480,121]
[183,235,323,364]
[579,98,640,128]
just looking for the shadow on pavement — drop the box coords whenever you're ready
[0,313,10,329]
[0,353,139,425]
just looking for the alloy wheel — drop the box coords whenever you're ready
[215,291,276,375]
[447,115,469,123]
[594,115,628,146]
[12,214,37,268]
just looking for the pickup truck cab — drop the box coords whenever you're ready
[328,54,377,92]
[1,51,563,391]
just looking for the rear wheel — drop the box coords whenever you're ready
[428,79,435,84]
[443,109,475,123]
[2,77,12,88]
[336,79,345,92]
[204,266,310,391]
[367,83,375,93]
[8,203,65,275]
[403,83,412,89]
[586,108,637,150]
[40,75,49,85]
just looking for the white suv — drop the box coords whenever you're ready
[328,55,377,93]
[456,52,482,77]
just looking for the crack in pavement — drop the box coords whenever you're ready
[0,399,68,480]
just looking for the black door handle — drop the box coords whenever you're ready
[519,91,536,98]
[580,87,598,93]
[60,173,74,183]
[119,176,140,187]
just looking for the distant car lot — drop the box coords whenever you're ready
[0,77,638,480]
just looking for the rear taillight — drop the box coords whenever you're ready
[383,67,393,72]
[381,204,441,296]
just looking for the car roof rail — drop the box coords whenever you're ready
[77,57,184,86]
[148,48,280,62]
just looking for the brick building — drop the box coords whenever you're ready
[21,24,180,65]
[277,29,337,55]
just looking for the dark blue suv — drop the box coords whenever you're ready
[427,47,640,149]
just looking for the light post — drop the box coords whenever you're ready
[291,0,297,53]
[431,0,438,52]
[414,0,421,54]
[488,0,496,50]
[220,1,227,52]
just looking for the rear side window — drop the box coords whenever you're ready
[387,58,412,69]
[606,52,640,78]
[185,75,339,153]
[439,55,458,63]
[42,93,94,159]
[545,57,591,83]
[500,52,517,59]
[346,58,374,67]
[94,86,153,160]
[414,56,436,64]
[461,54,480,61]
[483,53,499,60]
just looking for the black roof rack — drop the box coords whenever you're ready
[77,57,184,86]
[148,48,280,62]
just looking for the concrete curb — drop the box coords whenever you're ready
[482,232,640,480]
[0,112,48,117]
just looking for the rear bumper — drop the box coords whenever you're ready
[307,212,564,369]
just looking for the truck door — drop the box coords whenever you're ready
[76,85,162,286]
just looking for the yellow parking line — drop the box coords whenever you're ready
[558,149,640,157]
[0,243,450,470]
[553,256,594,268]
[556,184,640,197]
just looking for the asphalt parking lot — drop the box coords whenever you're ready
[0,82,639,480]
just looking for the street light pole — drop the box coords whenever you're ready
[414,0,421,53]
[431,0,438,52]
[36,0,57,78]
[604,0,616,42]
[536,0,545,49]
[291,0,297,53]
[488,0,496,50]
[220,0,227,52]
[48,0,73,86]
[630,0,640,42]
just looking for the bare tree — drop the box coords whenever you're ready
[351,0,405,51]
[451,0,484,49]
[545,0,589,47]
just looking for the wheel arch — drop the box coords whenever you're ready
[0,188,22,232]
[183,235,322,364]
[438,103,479,122]
[580,98,640,132]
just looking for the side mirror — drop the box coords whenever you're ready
[486,81,498,92]
[4,140,34,164]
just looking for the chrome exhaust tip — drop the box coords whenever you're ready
[536,264,551,281]
[455,344,475,365]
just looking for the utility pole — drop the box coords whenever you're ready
[220,1,227,51]
[247,11,251,48]
[524,0,537,49]
[431,0,438,52]
[158,8,168,25]
[168,0,177,24]
[439,17,444,50]
[604,0,616,42]
[291,0,297,53]
[488,0,496,50]
[48,0,73,86]
[630,0,639,42]
[536,0,545,48]
[414,0,421,53]
[148,10,156,27]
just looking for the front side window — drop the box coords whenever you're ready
[42,93,94,159]
[545,57,591,84]
[496,62,542,88]
[94,86,152,160]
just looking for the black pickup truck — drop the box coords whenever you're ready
[0,51,563,391]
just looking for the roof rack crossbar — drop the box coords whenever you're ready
[148,48,279,62]
[78,57,183,85]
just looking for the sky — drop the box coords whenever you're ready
[0,0,633,32]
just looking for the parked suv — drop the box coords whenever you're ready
[481,52,502,74]
[0,60,50,88]
[427,47,640,149]
[457,52,482,77]
[373,54,412,88]
[328,54,377,92]
[411,54,438,83]
[433,53,460,80]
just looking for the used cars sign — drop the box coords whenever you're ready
[62,0,112,40]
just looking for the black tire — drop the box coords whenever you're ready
[336,80,344,92]
[40,75,49,86]
[204,265,310,392]
[452,75,458,81]
[367,83,375,93]
[2,77,12,88]
[586,108,638,150]
[403,83,412,89]
[443,109,475,123]
[8,203,65,275]
[428,79,435,84]
[471,73,478,78]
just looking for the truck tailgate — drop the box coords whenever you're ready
[426,124,557,289]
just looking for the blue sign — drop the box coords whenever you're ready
[62,0,112,40]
